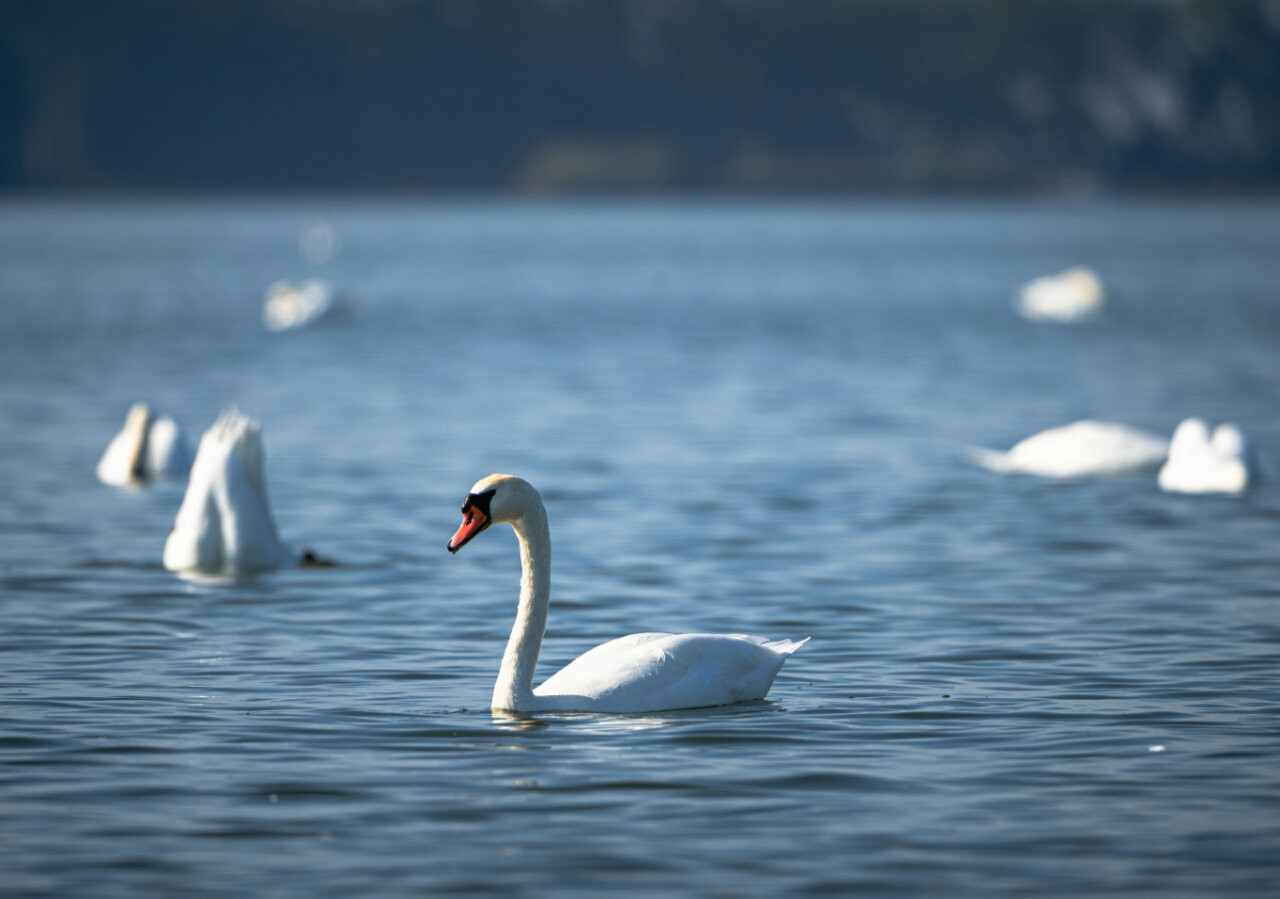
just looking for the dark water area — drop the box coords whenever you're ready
[0,198,1278,896]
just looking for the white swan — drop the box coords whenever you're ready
[1158,418,1253,495]
[969,420,1169,478]
[97,403,192,486]
[262,279,335,332]
[1017,266,1104,322]
[163,408,319,574]
[447,474,808,714]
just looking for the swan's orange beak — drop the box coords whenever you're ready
[447,508,489,554]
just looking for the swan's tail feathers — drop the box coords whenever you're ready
[966,446,1013,473]
[206,407,269,493]
[211,406,258,446]
[766,636,810,656]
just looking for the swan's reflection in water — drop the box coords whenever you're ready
[492,710,678,734]
[491,703,774,735]
[490,710,551,733]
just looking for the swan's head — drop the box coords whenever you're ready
[447,474,540,554]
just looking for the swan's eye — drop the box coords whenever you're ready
[461,489,496,519]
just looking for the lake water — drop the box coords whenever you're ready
[0,198,1277,897]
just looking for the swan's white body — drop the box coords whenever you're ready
[1158,418,1253,495]
[163,408,297,574]
[263,279,335,332]
[1017,266,1105,322]
[96,403,192,486]
[448,474,807,714]
[970,420,1168,478]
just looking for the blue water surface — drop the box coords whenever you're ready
[0,198,1278,897]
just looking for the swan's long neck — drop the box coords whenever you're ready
[126,408,155,481]
[492,502,551,711]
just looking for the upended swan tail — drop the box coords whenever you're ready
[766,636,811,655]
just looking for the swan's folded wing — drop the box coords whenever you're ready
[536,633,802,712]
[978,421,1168,478]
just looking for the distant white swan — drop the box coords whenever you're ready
[163,408,325,574]
[262,279,335,332]
[1158,418,1253,495]
[97,403,192,486]
[969,420,1168,478]
[299,218,340,265]
[1017,266,1104,322]
[447,474,808,713]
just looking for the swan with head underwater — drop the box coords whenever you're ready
[1158,418,1256,495]
[447,474,808,714]
[97,402,192,486]
[968,420,1169,478]
[163,407,331,575]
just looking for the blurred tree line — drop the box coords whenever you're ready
[2,0,1278,193]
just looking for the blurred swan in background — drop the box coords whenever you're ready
[969,420,1168,478]
[262,278,363,332]
[299,217,339,265]
[447,474,808,713]
[1017,266,1105,322]
[164,408,325,574]
[1158,418,1254,495]
[96,402,192,486]
[262,279,335,332]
